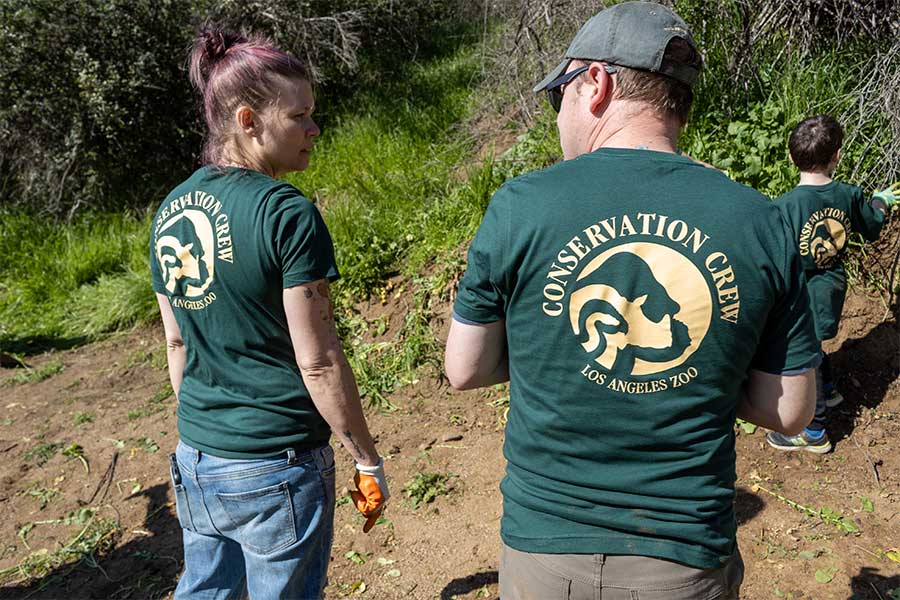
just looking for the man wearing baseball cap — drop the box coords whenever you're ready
[445,2,819,598]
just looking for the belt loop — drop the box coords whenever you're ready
[286,448,297,465]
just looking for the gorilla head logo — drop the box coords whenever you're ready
[809,218,846,268]
[566,243,712,377]
[155,210,215,297]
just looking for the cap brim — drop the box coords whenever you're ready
[533,59,569,93]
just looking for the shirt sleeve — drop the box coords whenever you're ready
[850,185,885,242]
[453,186,511,324]
[750,211,821,374]
[268,188,340,288]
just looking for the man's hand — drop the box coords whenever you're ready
[351,459,389,533]
[873,182,900,208]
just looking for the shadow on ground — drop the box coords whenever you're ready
[0,484,182,600]
[828,320,899,445]
[442,570,499,599]
[849,566,900,600]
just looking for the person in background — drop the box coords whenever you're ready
[767,114,898,453]
[151,26,388,599]
[444,3,819,598]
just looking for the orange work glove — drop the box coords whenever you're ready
[350,458,389,533]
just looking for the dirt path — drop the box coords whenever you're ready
[0,281,898,599]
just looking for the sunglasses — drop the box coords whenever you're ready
[545,64,618,113]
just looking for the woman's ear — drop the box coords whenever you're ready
[235,105,260,137]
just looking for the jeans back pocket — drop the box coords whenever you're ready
[216,481,298,555]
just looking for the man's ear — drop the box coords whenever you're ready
[235,105,260,137]
[587,62,615,113]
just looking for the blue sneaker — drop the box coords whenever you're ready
[765,430,832,454]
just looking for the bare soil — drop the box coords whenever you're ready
[1,229,900,599]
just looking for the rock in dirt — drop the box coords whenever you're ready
[441,434,463,442]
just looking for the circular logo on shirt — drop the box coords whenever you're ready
[798,208,851,269]
[567,242,713,376]
[156,209,216,298]
[809,217,846,268]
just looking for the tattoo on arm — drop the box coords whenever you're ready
[303,288,313,299]
[343,430,369,463]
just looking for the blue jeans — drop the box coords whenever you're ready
[171,441,336,600]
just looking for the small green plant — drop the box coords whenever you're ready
[24,442,62,466]
[0,510,120,584]
[128,383,174,420]
[22,484,59,510]
[860,496,874,513]
[6,360,64,386]
[752,484,860,533]
[735,419,758,434]
[73,411,95,425]
[403,472,450,509]
[136,438,159,453]
[344,550,369,565]
[62,443,89,473]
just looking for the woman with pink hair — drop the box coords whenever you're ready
[150,26,388,598]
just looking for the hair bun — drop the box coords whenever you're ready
[203,28,245,63]
[189,26,246,91]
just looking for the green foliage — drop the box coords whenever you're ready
[403,472,450,508]
[24,442,62,466]
[129,383,173,420]
[73,412,95,426]
[5,360,64,386]
[292,44,483,298]
[0,0,199,216]
[0,209,155,349]
[22,484,58,510]
[0,511,120,585]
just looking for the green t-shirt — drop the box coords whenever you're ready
[777,181,884,340]
[150,166,338,458]
[454,148,820,569]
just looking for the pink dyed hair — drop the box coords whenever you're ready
[188,26,310,165]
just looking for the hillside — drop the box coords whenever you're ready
[1,226,899,598]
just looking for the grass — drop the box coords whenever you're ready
[0,210,156,351]
[5,360,64,386]
[290,45,488,300]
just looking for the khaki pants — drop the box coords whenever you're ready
[500,543,743,600]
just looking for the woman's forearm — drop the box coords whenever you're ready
[301,352,379,466]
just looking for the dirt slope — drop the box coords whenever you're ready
[1,235,900,599]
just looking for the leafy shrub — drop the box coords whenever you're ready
[0,0,467,218]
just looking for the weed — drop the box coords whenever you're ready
[129,383,173,420]
[344,550,369,565]
[62,443,89,473]
[73,411,95,425]
[6,360,64,386]
[22,484,59,510]
[0,508,120,585]
[735,419,758,434]
[136,438,160,453]
[752,484,860,534]
[24,442,62,466]
[403,472,451,509]
[860,496,875,513]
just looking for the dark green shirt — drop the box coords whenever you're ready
[454,148,820,569]
[150,166,338,458]
[777,181,884,340]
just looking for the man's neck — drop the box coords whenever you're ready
[589,102,680,154]
[798,171,833,186]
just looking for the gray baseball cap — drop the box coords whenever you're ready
[533,1,701,93]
